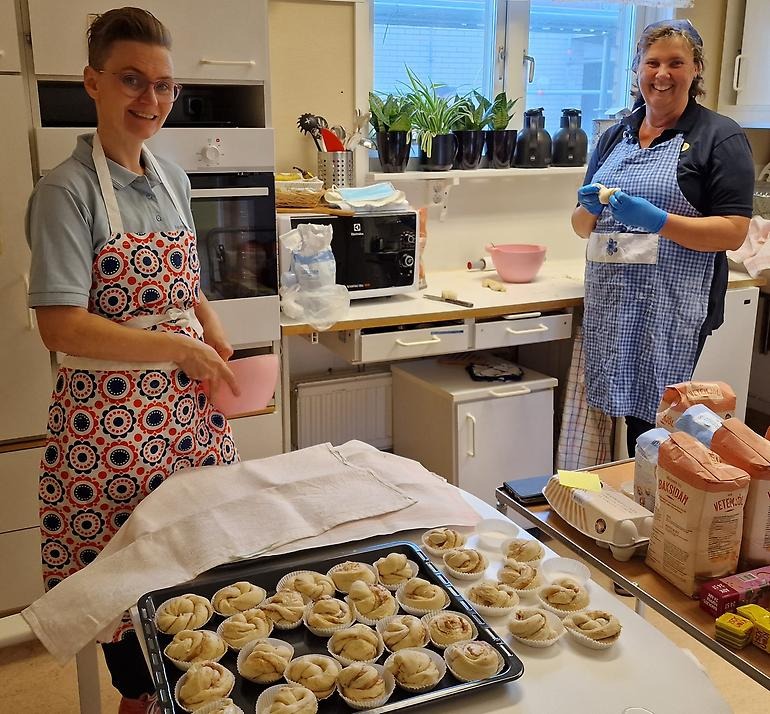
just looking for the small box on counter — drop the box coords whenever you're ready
[699,566,770,617]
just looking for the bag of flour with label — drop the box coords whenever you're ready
[655,381,736,431]
[634,428,671,512]
[645,431,749,597]
[675,406,770,569]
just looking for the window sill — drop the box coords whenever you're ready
[370,165,586,181]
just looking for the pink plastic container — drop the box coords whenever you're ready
[485,243,547,283]
[209,354,279,417]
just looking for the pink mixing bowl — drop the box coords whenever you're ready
[485,243,547,283]
[209,354,279,418]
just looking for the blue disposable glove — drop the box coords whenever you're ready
[576,183,603,216]
[608,191,667,233]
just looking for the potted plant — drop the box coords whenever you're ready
[484,91,520,169]
[452,91,493,170]
[369,92,413,173]
[403,67,462,171]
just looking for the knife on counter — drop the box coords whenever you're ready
[424,293,474,308]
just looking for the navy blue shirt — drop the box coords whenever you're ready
[583,99,754,334]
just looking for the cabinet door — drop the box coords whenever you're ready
[736,0,770,107]
[28,0,268,82]
[0,0,21,72]
[456,387,554,508]
[0,76,52,442]
[229,411,283,461]
[0,528,44,611]
[0,446,42,533]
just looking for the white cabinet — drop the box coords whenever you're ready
[392,360,557,507]
[0,0,21,72]
[27,0,268,82]
[229,411,283,461]
[0,75,52,442]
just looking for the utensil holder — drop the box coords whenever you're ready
[318,151,354,189]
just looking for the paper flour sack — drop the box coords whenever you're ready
[655,381,736,431]
[634,428,671,512]
[645,431,749,597]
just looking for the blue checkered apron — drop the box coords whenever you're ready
[583,132,714,424]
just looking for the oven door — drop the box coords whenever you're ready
[190,178,279,346]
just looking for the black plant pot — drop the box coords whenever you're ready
[419,134,457,171]
[452,130,485,170]
[376,131,411,173]
[484,129,518,169]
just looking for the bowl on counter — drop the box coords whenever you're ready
[485,243,546,283]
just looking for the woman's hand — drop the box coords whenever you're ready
[577,184,604,216]
[608,191,668,233]
[170,334,239,397]
[203,320,234,362]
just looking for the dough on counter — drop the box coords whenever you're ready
[444,641,501,681]
[379,615,429,651]
[443,548,488,575]
[177,661,235,710]
[422,528,466,553]
[348,580,398,620]
[164,629,226,664]
[265,684,318,714]
[508,608,559,642]
[467,581,519,610]
[329,623,382,662]
[502,539,544,563]
[305,596,354,630]
[375,553,414,587]
[563,610,621,642]
[261,590,305,628]
[279,571,335,602]
[156,594,212,635]
[385,649,441,689]
[539,577,590,612]
[219,607,273,649]
[337,662,387,703]
[397,577,448,612]
[239,639,293,683]
[498,560,539,590]
[284,655,341,699]
[328,561,377,592]
[426,612,475,646]
[212,581,266,615]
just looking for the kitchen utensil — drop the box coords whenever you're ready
[485,243,547,283]
[315,114,329,129]
[551,108,588,167]
[513,108,552,168]
[297,113,322,151]
[331,125,347,142]
[320,127,346,152]
[424,293,474,308]
[207,354,279,417]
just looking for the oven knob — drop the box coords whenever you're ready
[400,254,415,268]
[200,144,222,164]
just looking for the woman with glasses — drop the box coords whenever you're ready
[26,8,239,712]
[571,20,754,457]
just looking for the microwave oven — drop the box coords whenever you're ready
[277,211,420,299]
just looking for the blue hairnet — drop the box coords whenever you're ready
[631,19,703,72]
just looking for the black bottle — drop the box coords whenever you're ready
[513,108,552,168]
[552,108,588,166]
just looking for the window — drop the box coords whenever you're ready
[372,1,673,134]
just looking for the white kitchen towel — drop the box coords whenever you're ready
[23,442,480,663]
[727,215,770,278]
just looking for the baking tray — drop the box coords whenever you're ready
[136,539,524,713]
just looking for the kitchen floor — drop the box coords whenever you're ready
[2,539,769,714]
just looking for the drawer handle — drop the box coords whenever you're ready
[732,53,743,92]
[23,273,35,331]
[505,323,548,336]
[200,58,257,67]
[395,335,442,347]
[489,386,531,398]
[466,413,476,456]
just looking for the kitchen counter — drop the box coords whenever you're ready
[280,259,765,335]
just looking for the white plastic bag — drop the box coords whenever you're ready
[279,223,350,330]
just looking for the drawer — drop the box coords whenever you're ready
[474,313,572,350]
[229,410,283,461]
[0,527,44,612]
[0,446,43,533]
[320,323,470,364]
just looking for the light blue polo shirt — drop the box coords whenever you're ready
[26,133,196,308]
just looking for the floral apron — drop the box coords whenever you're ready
[39,134,238,640]
[583,130,715,424]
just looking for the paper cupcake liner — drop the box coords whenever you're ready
[284,654,342,701]
[302,598,355,636]
[155,593,214,635]
[443,642,505,682]
[326,562,379,594]
[163,630,228,671]
[373,557,419,591]
[497,563,541,596]
[193,698,245,714]
[508,607,566,648]
[276,570,336,603]
[255,683,318,714]
[336,663,395,710]
[376,615,430,653]
[395,581,450,616]
[420,528,467,557]
[174,661,235,713]
[346,594,399,625]
[210,582,267,617]
[421,612,478,650]
[564,626,620,650]
[540,557,591,586]
[474,518,520,551]
[466,599,519,619]
[501,537,545,566]
[383,647,446,693]
[236,637,294,684]
[216,611,274,651]
[327,624,385,665]
[442,564,487,581]
[535,584,590,619]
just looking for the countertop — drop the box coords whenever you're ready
[280,259,766,335]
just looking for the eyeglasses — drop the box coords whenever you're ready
[95,70,182,103]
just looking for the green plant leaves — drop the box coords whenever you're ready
[489,91,519,131]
